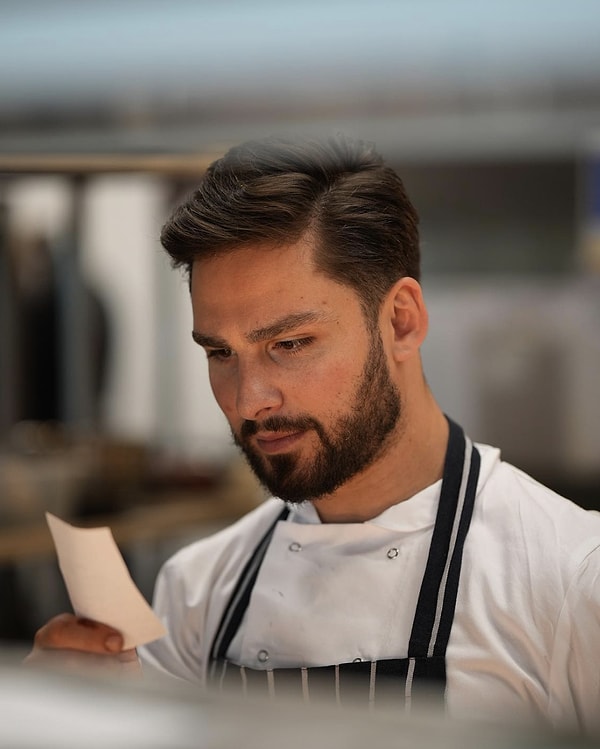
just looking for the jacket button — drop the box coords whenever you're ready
[289,542,302,552]
[387,547,399,559]
[257,649,269,663]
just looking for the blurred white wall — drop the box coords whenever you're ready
[81,177,161,439]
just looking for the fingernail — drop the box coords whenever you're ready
[105,635,122,653]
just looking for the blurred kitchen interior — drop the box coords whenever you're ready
[1,0,599,644]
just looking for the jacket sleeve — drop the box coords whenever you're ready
[138,549,209,685]
[547,541,600,734]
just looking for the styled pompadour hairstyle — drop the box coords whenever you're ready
[161,133,420,320]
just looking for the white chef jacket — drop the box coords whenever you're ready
[140,443,600,733]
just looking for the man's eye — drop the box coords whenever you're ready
[206,348,233,361]
[273,337,313,353]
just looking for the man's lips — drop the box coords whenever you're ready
[255,431,306,455]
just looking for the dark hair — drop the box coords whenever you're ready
[160,133,420,321]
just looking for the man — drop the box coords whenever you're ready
[28,135,600,732]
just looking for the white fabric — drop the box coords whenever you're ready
[140,443,600,732]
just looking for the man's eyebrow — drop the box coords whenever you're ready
[192,310,333,348]
[191,331,228,348]
[246,311,333,343]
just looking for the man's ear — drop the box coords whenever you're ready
[384,277,428,362]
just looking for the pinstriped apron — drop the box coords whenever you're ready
[209,418,481,710]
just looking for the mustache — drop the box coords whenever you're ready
[240,415,320,440]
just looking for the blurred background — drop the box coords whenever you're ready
[1,0,600,645]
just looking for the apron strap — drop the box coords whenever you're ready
[408,417,480,659]
[211,505,290,664]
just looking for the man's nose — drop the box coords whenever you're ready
[235,359,283,421]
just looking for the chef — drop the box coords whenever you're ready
[28,134,600,734]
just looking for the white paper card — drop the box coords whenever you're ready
[46,512,166,650]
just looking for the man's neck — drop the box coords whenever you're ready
[311,400,449,524]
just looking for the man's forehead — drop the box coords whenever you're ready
[189,239,365,339]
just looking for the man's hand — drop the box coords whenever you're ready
[24,613,141,676]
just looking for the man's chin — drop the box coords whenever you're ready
[257,469,343,504]
[238,443,344,502]
[249,459,315,502]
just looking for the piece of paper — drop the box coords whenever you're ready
[46,512,166,650]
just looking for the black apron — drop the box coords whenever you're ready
[209,418,481,711]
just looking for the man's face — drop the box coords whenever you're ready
[190,238,402,503]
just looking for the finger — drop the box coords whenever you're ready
[30,613,124,656]
[117,648,139,663]
[117,649,143,677]
[26,649,141,678]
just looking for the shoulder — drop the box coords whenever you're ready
[477,443,600,536]
[157,497,287,592]
[470,442,600,594]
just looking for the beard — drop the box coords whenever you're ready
[231,332,401,503]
